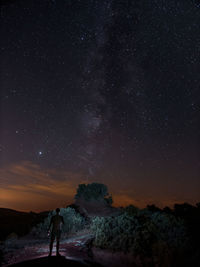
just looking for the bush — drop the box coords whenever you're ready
[91,209,188,258]
[91,213,156,256]
[32,207,85,238]
[150,211,188,249]
[121,205,139,216]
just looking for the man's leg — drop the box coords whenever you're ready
[49,236,55,256]
[56,237,60,256]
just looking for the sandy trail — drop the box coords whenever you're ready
[3,235,98,266]
[3,234,138,267]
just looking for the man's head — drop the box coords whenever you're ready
[56,208,60,214]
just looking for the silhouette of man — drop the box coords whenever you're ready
[48,208,64,256]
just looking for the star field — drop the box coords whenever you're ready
[0,0,200,211]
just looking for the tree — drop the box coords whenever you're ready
[75,183,113,205]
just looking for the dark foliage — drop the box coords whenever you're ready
[173,203,200,247]
[91,202,200,266]
[75,183,113,205]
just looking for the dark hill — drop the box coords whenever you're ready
[0,208,48,241]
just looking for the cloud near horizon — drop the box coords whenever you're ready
[0,161,141,212]
[0,161,86,212]
[0,161,199,212]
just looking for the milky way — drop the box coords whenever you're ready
[0,0,200,211]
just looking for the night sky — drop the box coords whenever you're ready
[0,0,200,212]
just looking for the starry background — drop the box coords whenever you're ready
[0,0,200,212]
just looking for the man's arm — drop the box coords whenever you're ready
[48,217,53,232]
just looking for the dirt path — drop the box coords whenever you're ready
[3,234,138,267]
[3,235,98,266]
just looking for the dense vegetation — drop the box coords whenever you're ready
[91,203,200,265]
[91,207,187,253]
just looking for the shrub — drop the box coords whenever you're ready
[32,207,85,238]
[91,209,188,258]
[150,211,188,249]
[121,205,139,216]
[91,213,156,256]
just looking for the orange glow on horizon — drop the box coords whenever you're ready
[0,161,199,212]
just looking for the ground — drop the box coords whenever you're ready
[2,232,138,267]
